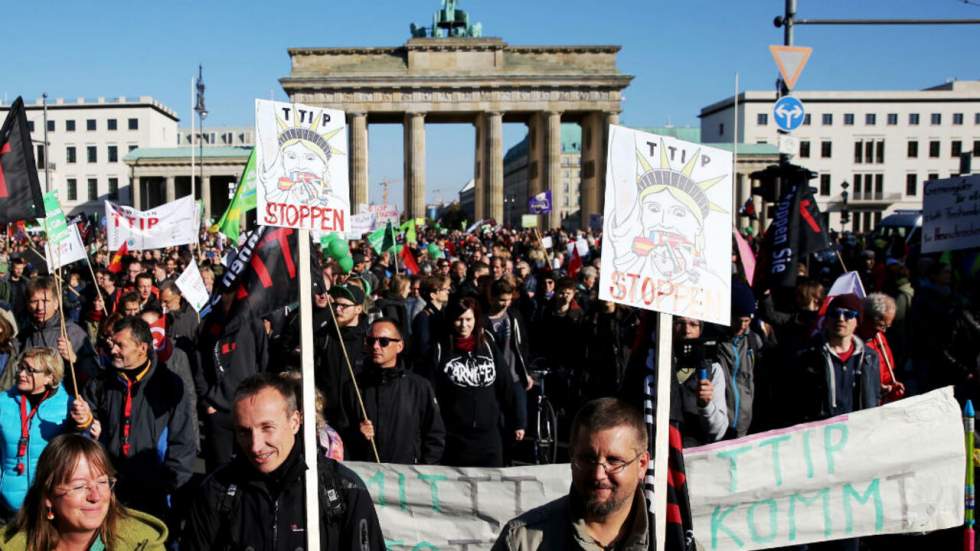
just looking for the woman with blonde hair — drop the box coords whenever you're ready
[0,348,71,519]
[1,433,166,550]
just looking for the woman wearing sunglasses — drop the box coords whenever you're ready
[0,348,71,521]
[1,433,166,551]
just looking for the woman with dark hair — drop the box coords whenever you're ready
[1,433,166,551]
[430,296,518,467]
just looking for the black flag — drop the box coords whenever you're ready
[756,183,830,291]
[0,97,44,224]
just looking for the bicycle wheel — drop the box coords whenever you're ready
[536,398,559,464]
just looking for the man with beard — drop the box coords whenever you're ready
[493,398,650,550]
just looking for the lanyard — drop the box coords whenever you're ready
[121,377,134,457]
[17,391,49,475]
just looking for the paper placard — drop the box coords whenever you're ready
[922,174,980,253]
[175,261,211,313]
[521,215,538,228]
[105,196,200,250]
[44,224,86,270]
[540,236,553,249]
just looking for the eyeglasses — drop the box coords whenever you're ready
[365,336,401,348]
[17,364,46,375]
[831,308,860,321]
[571,452,644,475]
[332,302,356,311]
[55,477,116,498]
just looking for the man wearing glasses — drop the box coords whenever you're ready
[316,283,369,426]
[339,319,445,464]
[493,398,650,550]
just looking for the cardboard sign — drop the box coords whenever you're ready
[540,236,553,249]
[521,215,539,229]
[254,99,350,232]
[348,212,377,240]
[922,174,980,253]
[369,204,400,229]
[44,224,86,270]
[599,125,733,326]
[42,191,69,245]
[105,196,199,250]
[175,260,211,313]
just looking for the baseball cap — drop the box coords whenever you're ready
[329,284,365,306]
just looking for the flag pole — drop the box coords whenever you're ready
[297,229,322,549]
[52,247,79,398]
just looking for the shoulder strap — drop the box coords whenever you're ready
[215,480,243,544]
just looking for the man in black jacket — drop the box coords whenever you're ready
[316,283,368,427]
[182,372,385,551]
[341,318,445,464]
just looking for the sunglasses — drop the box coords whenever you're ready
[365,336,401,348]
[831,307,860,321]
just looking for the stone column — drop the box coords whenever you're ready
[545,111,563,229]
[473,116,486,220]
[349,112,369,209]
[579,113,601,230]
[165,175,176,204]
[403,112,426,219]
[202,175,212,225]
[484,112,504,223]
[131,172,141,209]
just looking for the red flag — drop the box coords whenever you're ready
[567,247,583,278]
[0,97,45,224]
[108,241,128,274]
[148,314,173,362]
[400,246,420,276]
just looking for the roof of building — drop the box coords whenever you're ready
[124,146,252,162]
[1,95,180,121]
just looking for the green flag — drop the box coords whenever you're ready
[42,191,69,246]
[400,219,417,244]
[367,221,397,254]
[212,149,257,242]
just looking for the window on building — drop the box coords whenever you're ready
[757,113,768,126]
[928,173,939,181]
[931,113,941,125]
[906,174,917,196]
[854,141,863,163]
[820,174,830,196]
[67,178,77,201]
[718,123,724,136]
[822,114,833,126]
[874,174,883,198]
[952,141,963,157]
[853,174,863,196]
[108,145,118,163]
[86,119,96,131]
[800,140,810,158]
[865,114,876,126]
[844,113,855,125]
[974,140,980,156]
[865,141,874,164]
[929,141,940,158]
[908,141,918,158]
[87,179,98,201]
[875,140,884,164]
[909,113,920,125]
[128,118,138,130]
[821,141,832,158]
[27,121,34,133]
[107,119,117,131]
[953,113,964,125]
[975,113,980,125]
[47,120,55,132]
[66,120,75,132]
[86,146,97,163]
[803,114,811,126]
[128,144,138,152]
[36,145,45,169]
[66,146,76,163]
[108,178,118,200]
[887,113,898,125]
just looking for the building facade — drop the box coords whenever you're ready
[0,96,179,215]
[700,80,980,233]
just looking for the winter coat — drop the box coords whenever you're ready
[19,312,99,391]
[340,360,446,464]
[0,385,70,513]
[714,331,763,438]
[315,316,368,427]
[81,355,196,519]
[182,447,384,551]
[1,507,168,551]
[675,356,729,448]
[794,334,881,422]
[196,310,269,414]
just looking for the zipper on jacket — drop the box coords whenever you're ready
[272,497,280,548]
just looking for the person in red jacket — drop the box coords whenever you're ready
[858,292,905,404]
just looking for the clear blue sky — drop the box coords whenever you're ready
[3,0,977,211]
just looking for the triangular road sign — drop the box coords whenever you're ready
[769,45,813,90]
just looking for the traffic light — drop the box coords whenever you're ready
[750,163,817,203]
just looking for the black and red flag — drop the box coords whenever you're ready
[0,97,45,224]
[754,182,830,292]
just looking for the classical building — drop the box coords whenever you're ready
[0,96,178,215]
[177,126,254,147]
[280,2,631,228]
[700,80,980,233]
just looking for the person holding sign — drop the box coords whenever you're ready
[493,398,650,550]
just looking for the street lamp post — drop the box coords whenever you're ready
[194,66,208,212]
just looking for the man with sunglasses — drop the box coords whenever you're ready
[339,319,445,464]
[494,398,650,550]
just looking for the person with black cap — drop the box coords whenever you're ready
[316,283,369,427]
[714,282,764,439]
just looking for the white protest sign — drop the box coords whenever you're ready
[922,174,980,253]
[44,224,86,270]
[255,99,350,233]
[575,237,589,257]
[540,236,553,250]
[175,261,211,313]
[349,212,377,239]
[600,125,733,325]
[686,387,964,550]
[350,388,964,551]
[369,204,400,229]
[105,196,199,250]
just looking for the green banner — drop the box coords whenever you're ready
[212,149,257,242]
[42,191,69,245]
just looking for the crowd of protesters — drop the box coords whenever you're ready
[0,216,976,551]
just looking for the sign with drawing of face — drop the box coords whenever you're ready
[254,99,350,232]
[599,126,732,325]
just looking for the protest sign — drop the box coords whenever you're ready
[254,99,350,232]
[575,237,589,257]
[44,224,86,270]
[350,388,964,551]
[599,125,733,326]
[348,212,377,239]
[520,214,538,229]
[922,174,980,253]
[175,260,211,313]
[42,191,69,246]
[105,196,199,250]
[369,204,400,228]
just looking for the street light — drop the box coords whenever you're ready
[194,65,207,207]
[504,193,516,227]
[840,180,850,232]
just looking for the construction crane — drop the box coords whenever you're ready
[378,178,402,206]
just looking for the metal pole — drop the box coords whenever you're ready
[42,93,50,193]
[199,111,205,220]
[190,77,196,207]
[797,18,980,26]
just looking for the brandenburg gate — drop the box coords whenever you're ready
[280,5,631,228]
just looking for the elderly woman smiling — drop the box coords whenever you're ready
[1,433,166,551]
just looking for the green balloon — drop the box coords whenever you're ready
[328,238,349,260]
[338,254,354,274]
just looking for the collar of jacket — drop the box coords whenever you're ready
[568,484,649,550]
[35,311,63,332]
[821,334,865,360]
[365,358,406,383]
[237,437,306,496]
[115,355,154,384]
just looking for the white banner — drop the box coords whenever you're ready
[349,388,964,551]
[369,205,400,229]
[922,174,980,254]
[105,196,199,250]
[44,224,86,270]
[175,261,210,313]
[349,212,377,239]
[599,125,733,326]
[254,99,350,233]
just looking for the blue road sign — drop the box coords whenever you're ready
[772,96,806,132]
